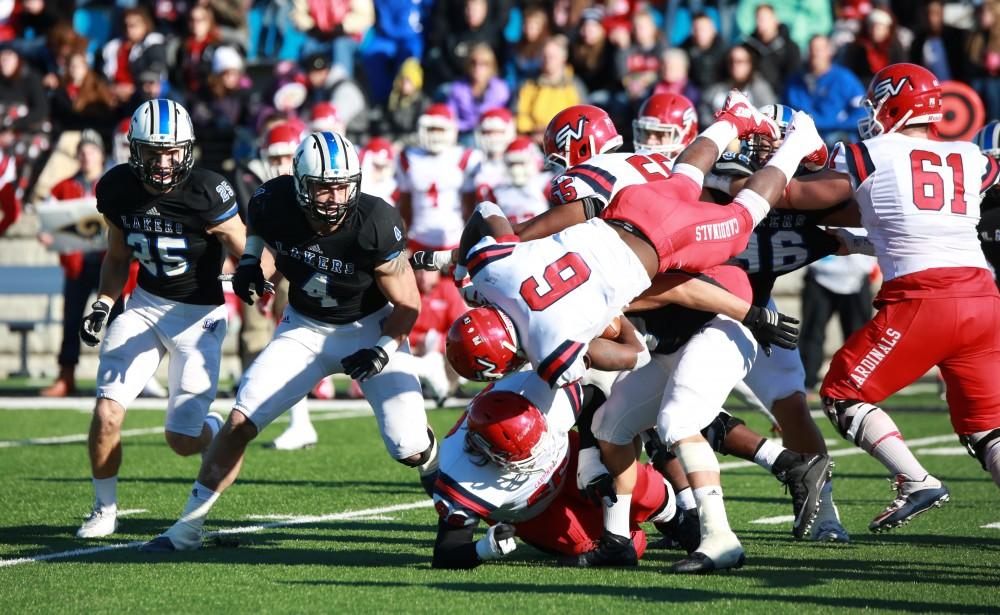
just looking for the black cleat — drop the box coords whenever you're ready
[775,453,833,539]
[652,509,700,554]
[559,531,638,567]
[671,550,745,574]
[139,536,177,553]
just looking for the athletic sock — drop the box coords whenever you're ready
[693,484,732,537]
[856,409,935,484]
[753,439,785,472]
[604,495,633,538]
[817,479,839,519]
[675,487,697,513]
[93,476,117,511]
[287,397,311,430]
[176,481,220,531]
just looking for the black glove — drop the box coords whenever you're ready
[341,346,390,381]
[742,305,800,356]
[583,472,617,507]
[80,299,112,347]
[231,257,266,305]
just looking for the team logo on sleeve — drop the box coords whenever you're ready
[394,226,402,241]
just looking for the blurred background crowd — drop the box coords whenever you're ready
[0,0,992,400]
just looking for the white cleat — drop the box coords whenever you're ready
[671,531,745,574]
[76,506,118,538]
[140,522,203,552]
[267,424,318,450]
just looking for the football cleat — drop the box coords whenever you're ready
[652,508,700,554]
[715,89,780,141]
[140,522,203,552]
[267,424,318,450]
[559,531,638,568]
[812,518,851,543]
[671,531,744,574]
[76,506,117,538]
[869,475,950,533]
[139,536,178,553]
[775,453,833,540]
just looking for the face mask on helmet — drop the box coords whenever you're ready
[130,141,194,190]
[743,104,791,164]
[266,153,295,178]
[293,131,363,228]
[464,425,556,474]
[298,175,361,226]
[633,121,686,159]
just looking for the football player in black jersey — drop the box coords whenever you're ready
[75,99,260,539]
[974,120,1000,287]
[141,131,437,553]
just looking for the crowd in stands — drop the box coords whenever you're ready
[0,0,995,395]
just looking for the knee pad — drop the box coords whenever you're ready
[822,397,878,444]
[960,428,1000,472]
[700,411,745,455]
[398,428,437,469]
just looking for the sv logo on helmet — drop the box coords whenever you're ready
[872,76,908,101]
[555,118,588,149]
[475,357,503,380]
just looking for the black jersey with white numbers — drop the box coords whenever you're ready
[97,164,239,305]
[248,175,406,324]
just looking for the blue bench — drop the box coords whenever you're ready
[1,265,64,378]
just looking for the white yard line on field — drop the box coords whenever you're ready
[750,515,796,525]
[913,446,968,456]
[0,499,433,568]
[0,397,455,412]
[0,408,372,449]
[981,522,1000,530]
[116,509,149,518]
[717,434,957,470]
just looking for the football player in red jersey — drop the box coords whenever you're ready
[632,92,699,161]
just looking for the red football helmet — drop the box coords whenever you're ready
[362,136,395,165]
[476,107,516,157]
[261,121,303,178]
[446,306,524,381]
[504,136,543,186]
[465,390,555,473]
[418,103,458,154]
[860,63,942,139]
[632,93,698,160]
[310,101,343,133]
[542,105,623,171]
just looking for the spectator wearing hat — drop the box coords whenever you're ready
[359,0,433,104]
[48,50,117,135]
[683,12,727,90]
[384,56,429,143]
[652,47,700,106]
[784,34,865,144]
[841,7,908,86]
[38,131,112,397]
[446,43,509,142]
[909,0,967,82]
[571,7,617,106]
[743,3,801,95]
[302,51,368,139]
[101,7,166,105]
[515,35,586,141]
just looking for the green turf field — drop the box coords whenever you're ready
[1,401,998,614]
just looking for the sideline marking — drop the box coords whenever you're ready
[750,515,795,525]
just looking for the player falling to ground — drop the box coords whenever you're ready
[431,371,686,569]
[140,131,439,552]
[429,92,827,572]
[777,63,1000,531]
[75,99,254,538]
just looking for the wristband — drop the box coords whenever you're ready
[704,173,734,196]
[376,335,400,356]
[96,296,115,310]
[244,235,265,259]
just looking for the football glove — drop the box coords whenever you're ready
[341,346,390,381]
[80,298,113,347]
[410,250,454,272]
[577,446,617,507]
[742,305,800,356]
[475,522,517,561]
[230,256,267,305]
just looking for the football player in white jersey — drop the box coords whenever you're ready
[431,371,682,568]
[776,63,1000,531]
[480,137,551,224]
[396,104,483,252]
[473,107,516,199]
[76,99,255,538]
[360,136,398,206]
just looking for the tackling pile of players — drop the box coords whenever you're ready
[70,61,1000,575]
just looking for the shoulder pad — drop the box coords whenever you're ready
[713,152,759,177]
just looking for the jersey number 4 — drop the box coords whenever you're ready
[302,272,340,307]
[910,150,967,214]
[127,233,188,277]
[519,252,591,311]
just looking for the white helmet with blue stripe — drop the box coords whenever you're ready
[744,103,795,164]
[128,98,195,190]
[974,120,1000,160]
[293,131,362,226]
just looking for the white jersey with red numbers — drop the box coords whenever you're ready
[548,151,675,211]
[397,145,483,248]
[432,371,583,526]
[485,175,552,224]
[829,133,1000,281]
[466,219,651,387]
[361,164,398,206]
